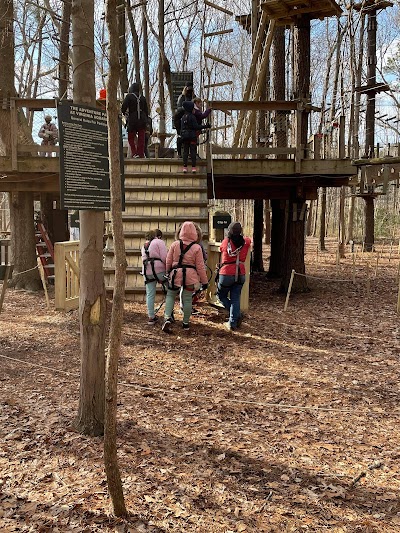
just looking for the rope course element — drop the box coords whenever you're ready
[284,268,367,312]
[12,264,39,275]
[0,352,394,417]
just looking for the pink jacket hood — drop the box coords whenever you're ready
[179,221,198,244]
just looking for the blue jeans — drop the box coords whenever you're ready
[145,272,166,318]
[217,274,245,328]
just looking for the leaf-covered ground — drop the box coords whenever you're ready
[1,238,400,532]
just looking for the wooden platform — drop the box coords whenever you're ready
[261,0,342,23]
[0,157,59,192]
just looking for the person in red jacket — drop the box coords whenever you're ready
[217,222,251,331]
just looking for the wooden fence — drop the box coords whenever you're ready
[54,241,79,311]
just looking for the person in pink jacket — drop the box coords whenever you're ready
[141,229,168,325]
[162,221,208,332]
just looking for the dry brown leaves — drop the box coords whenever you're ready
[1,238,400,532]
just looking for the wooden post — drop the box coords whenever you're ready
[339,115,345,159]
[313,134,321,160]
[10,98,18,171]
[284,269,295,311]
[366,262,370,296]
[295,108,302,174]
[240,249,251,312]
[389,240,393,263]
[37,257,50,310]
[352,253,356,284]
[374,249,380,278]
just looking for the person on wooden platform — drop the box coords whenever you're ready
[180,101,210,174]
[174,83,195,158]
[38,115,58,156]
[121,82,149,158]
[162,221,208,333]
[217,222,251,332]
[141,229,168,325]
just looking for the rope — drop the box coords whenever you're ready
[294,271,354,283]
[209,140,216,201]
[12,265,39,276]
[0,352,395,417]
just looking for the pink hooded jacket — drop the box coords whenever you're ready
[166,221,208,287]
[141,237,168,277]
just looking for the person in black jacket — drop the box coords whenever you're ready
[180,101,210,173]
[121,83,149,158]
[174,83,195,158]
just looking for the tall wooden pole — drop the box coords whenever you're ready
[363,7,377,252]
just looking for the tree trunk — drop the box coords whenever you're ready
[117,0,128,94]
[272,26,287,155]
[73,0,106,437]
[364,9,377,158]
[347,187,355,243]
[9,192,41,290]
[126,0,141,88]
[0,0,15,156]
[319,187,327,250]
[306,200,313,236]
[338,186,346,258]
[280,16,309,292]
[104,0,127,516]
[364,196,375,252]
[292,16,310,148]
[252,199,264,272]
[264,200,271,245]
[280,195,308,292]
[158,0,165,148]
[142,5,150,105]
[59,0,71,99]
[268,199,285,278]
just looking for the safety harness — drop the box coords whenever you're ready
[167,239,197,290]
[142,239,164,284]
[215,239,245,286]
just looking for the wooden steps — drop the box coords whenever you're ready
[104,158,209,300]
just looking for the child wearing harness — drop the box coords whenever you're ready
[141,229,168,325]
[162,221,208,332]
[217,222,251,331]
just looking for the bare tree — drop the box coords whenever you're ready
[73,0,106,437]
[104,0,128,515]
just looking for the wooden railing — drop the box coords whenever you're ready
[54,241,80,311]
[206,100,348,166]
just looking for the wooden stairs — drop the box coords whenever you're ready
[104,158,209,300]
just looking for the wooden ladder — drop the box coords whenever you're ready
[35,220,55,281]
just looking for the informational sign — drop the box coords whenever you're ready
[213,211,231,230]
[58,103,111,210]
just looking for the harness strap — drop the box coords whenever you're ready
[142,240,164,283]
[168,240,197,289]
